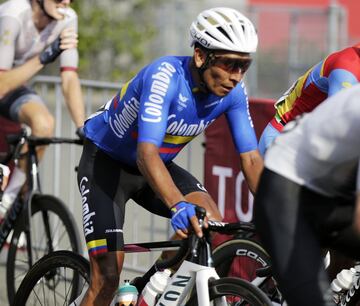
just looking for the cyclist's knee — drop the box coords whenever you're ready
[28,113,55,137]
[91,271,119,299]
[18,102,55,137]
[185,191,222,221]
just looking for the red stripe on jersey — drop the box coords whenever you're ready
[113,95,119,109]
[60,67,78,72]
[159,146,183,154]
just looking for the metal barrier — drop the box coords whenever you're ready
[30,76,205,277]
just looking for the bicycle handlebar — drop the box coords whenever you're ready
[1,128,82,164]
[6,134,83,146]
[154,208,256,270]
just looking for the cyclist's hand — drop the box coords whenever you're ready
[170,201,202,238]
[76,126,85,142]
[0,164,10,191]
[39,28,78,65]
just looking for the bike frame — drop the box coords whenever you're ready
[0,132,41,263]
[0,130,81,266]
[156,260,226,306]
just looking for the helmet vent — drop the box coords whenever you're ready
[217,27,231,42]
[189,7,258,53]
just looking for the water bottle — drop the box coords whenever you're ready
[331,268,356,303]
[137,269,172,306]
[114,280,138,306]
[331,268,356,292]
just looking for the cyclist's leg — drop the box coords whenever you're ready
[134,161,222,222]
[81,251,124,306]
[305,198,358,281]
[0,87,46,205]
[77,140,135,305]
[254,169,334,306]
[167,162,222,221]
[258,121,281,157]
[132,162,222,285]
[17,97,55,161]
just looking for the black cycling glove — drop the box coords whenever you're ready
[39,37,63,65]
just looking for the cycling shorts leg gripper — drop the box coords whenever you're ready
[77,140,128,255]
[254,169,334,306]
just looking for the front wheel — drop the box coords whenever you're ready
[7,194,82,304]
[186,277,273,305]
[13,250,90,306]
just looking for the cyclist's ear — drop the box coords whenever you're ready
[193,48,207,68]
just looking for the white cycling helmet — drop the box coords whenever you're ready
[190,7,258,53]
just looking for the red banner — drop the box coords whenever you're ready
[204,98,275,224]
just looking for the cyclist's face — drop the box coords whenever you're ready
[198,50,252,97]
[43,0,72,20]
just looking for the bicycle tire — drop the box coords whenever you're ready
[186,276,273,305]
[213,238,281,302]
[13,250,90,306]
[213,238,270,278]
[6,194,82,304]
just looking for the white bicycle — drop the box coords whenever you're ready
[13,207,272,305]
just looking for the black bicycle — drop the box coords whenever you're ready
[13,207,273,306]
[0,126,82,304]
[212,223,282,303]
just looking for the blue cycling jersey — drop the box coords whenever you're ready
[84,56,257,167]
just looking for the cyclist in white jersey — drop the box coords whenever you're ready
[254,84,360,306]
[0,0,85,208]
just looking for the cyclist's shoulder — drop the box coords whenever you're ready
[324,45,360,74]
[0,0,30,19]
[140,56,191,90]
[145,55,189,73]
[226,81,248,103]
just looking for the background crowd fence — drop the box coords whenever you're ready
[150,1,347,100]
[247,2,347,99]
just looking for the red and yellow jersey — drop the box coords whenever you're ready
[272,44,360,130]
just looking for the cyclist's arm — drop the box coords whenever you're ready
[239,150,263,194]
[136,61,201,237]
[354,161,360,234]
[136,61,184,209]
[327,69,359,97]
[226,85,264,194]
[0,16,44,98]
[59,15,84,128]
[61,69,85,128]
[137,142,185,208]
[137,142,202,238]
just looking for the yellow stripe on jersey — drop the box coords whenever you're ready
[319,57,328,77]
[120,80,131,100]
[163,134,194,145]
[277,67,313,116]
[87,239,107,249]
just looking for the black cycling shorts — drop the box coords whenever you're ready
[254,168,359,306]
[0,86,44,121]
[77,139,207,256]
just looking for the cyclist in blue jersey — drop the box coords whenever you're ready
[77,7,263,305]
